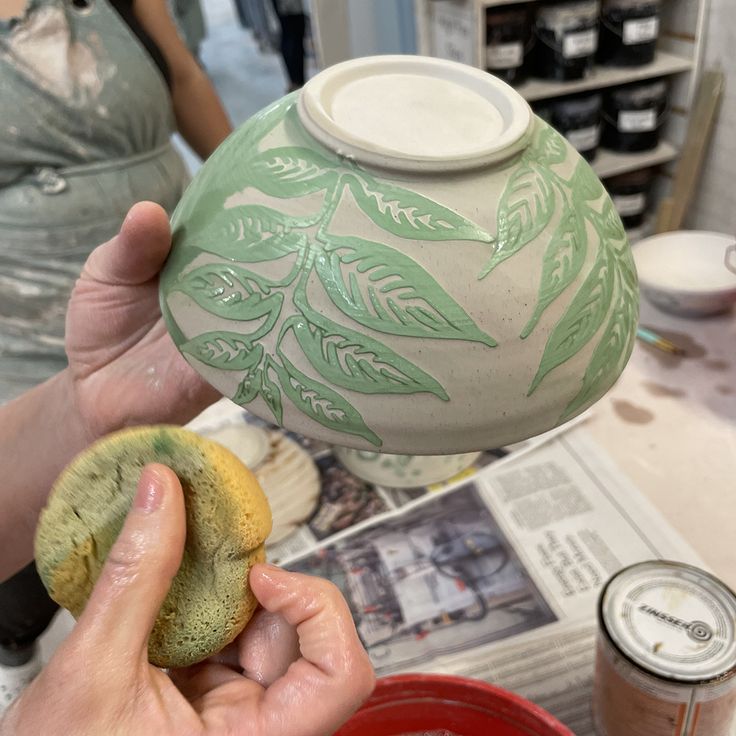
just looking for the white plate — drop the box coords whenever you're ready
[256,432,320,544]
[634,231,736,316]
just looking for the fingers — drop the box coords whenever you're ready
[170,662,246,705]
[236,608,300,687]
[73,464,186,662]
[82,202,172,286]
[248,564,375,736]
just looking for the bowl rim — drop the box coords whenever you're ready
[634,230,736,297]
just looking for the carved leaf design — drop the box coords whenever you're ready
[345,173,493,243]
[480,162,556,278]
[532,123,568,166]
[187,205,306,263]
[173,264,284,327]
[560,279,637,421]
[181,333,264,372]
[315,235,496,346]
[233,367,262,405]
[528,249,615,395]
[571,158,605,201]
[239,94,295,155]
[261,359,284,424]
[521,206,587,339]
[601,197,628,243]
[246,146,339,198]
[273,353,381,446]
[285,312,448,398]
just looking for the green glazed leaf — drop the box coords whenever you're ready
[521,207,587,339]
[345,173,493,243]
[480,162,556,278]
[532,123,568,166]
[315,235,496,346]
[571,158,605,201]
[261,359,284,424]
[528,249,615,395]
[239,94,295,155]
[189,205,306,263]
[181,333,263,372]
[601,197,627,244]
[560,281,637,421]
[273,353,381,446]
[173,264,284,324]
[285,312,448,398]
[233,367,262,405]
[246,146,339,198]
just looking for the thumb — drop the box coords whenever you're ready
[74,464,186,662]
[82,201,172,286]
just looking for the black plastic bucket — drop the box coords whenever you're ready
[485,3,536,86]
[537,92,602,161]
[534,1,600,81]
[598,0,661,67]
[601,78,668,151]
[604,167,655,228]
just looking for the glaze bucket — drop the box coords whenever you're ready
[334,674,573,736]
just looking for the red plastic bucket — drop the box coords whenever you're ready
[335,674,574,736]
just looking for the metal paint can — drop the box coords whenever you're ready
[593,561,736,736]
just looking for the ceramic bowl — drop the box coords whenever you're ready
[334,447,481,488]
[634,231,736,317]
[161,55,638,455]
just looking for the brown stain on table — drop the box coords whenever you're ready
[643,381,687,399]
[716,384,734,395]
[612,399,655,425]
[705,358,730,372]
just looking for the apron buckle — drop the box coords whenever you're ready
[33,168,68,195]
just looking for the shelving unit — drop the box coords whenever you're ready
[414,0,709,212]
[591,141,678,179]
[517,51,692,102]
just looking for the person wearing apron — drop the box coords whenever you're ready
[0,0,231,709]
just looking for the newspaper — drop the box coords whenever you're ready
[188,403,703,735]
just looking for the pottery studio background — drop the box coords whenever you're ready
[2,1,736,736]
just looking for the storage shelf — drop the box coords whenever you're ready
[592,141,678,179]
[479,0,536,7]
[516,52,692,102]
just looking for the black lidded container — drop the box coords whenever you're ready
[539,92,602,161]
[598,0,661,67]
[604,167,655,228]
[534,0,600,81]
[485,3,536,86]
[601,78,668,151]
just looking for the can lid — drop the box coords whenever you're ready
[298,55,532,173]
[601,561,736,682]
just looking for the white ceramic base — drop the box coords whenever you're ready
[334,448,482,488]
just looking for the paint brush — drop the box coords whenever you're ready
[636,327,687,356]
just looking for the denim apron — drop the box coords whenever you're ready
[0,0,189,402]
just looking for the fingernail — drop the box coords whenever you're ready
[134,465,166,514]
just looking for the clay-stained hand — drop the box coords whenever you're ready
[64,202,219,440]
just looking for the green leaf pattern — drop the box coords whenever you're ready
[316,235,496,346]
[286,313,449,398]
[521,205,586,339]
[490,120,638,419]
[166,101,637,443]
[345,173,493,243]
